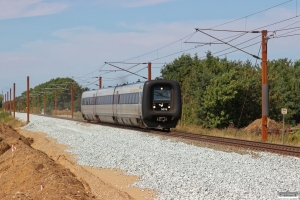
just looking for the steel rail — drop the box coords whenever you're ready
[150,131,300,157]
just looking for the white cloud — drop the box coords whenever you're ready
[0,0,69,20]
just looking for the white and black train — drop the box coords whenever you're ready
[81,80,182,131]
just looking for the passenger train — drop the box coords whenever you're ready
[81,80,182,131]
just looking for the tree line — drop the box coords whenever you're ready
[16,77,88,114]
[159,52,300,128]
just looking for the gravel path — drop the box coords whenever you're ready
[17,113,300,200]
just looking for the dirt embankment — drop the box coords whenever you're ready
[0,122,155,200]
[0,122,97,199]
[244,118,283,134]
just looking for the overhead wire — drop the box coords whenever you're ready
[153,16,300,63]
[76,63,106,79]
[80,0,299,84]
[210,0,294,28]
[82,79,99,87]
[182,16,300,61]
[198,35,261,59]
[195,29,261,59]
[272,32,300,38]
[102,67,147,81]
[122,31,198,63]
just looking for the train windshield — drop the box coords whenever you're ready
[153,87,171,101]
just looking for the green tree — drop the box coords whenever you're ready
[159,53,300,129]
[18,77,88,113]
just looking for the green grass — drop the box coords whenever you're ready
[0,110,26,128]
[0,110,12,123]
[74,111,83,119]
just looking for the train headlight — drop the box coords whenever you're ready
[160,87,163,90]
[168,106,170,109]
[153,105,156,109]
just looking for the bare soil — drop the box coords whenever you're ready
[244,118,283,134]
[0,122,156,200]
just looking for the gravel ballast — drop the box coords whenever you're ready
[16,113,300,200]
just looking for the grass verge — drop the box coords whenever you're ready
[0,110,26,128]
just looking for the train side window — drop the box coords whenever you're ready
[132,94,135,104]
[120,94,124,104]
[131,93,133,104]
[123,94,126,104]
[128,94,131,104]
[122,94,125,104]
[134,93,138,104]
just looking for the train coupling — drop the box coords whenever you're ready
[157,117,167,122]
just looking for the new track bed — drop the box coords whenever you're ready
[34,114,300,157]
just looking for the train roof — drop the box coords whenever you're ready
[82,81,145,96]
[82,79,177,96]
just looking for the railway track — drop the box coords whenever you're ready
[150,130,300,157]
[31,114,300,157]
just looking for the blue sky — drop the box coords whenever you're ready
[1,0,300,96]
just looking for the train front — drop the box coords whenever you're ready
[141,80,182,130]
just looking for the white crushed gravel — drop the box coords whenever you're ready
[16,113,300,200]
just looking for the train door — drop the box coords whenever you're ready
[93,92,97,116]
[138,91,142,115]
[112,87,119,122]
